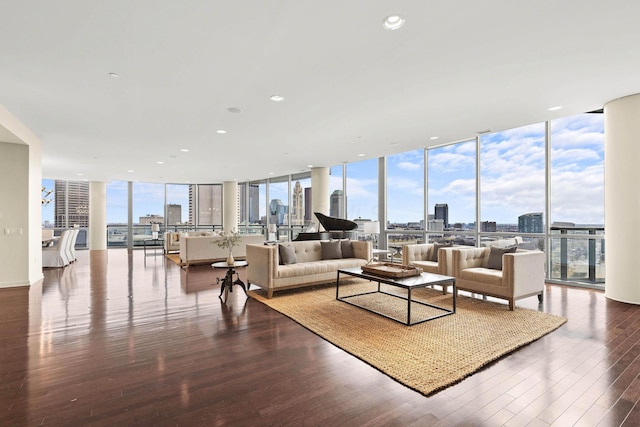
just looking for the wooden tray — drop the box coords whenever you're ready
[361,262,423,278]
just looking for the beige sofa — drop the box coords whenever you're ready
[246,240,372,298]
[180,234,265,269]
[451,247,544,310]
[401,243,457,294]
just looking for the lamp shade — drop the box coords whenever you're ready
[363,221,380,234]
[151,223,160,232]
[268,224,277,233]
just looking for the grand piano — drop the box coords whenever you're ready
[294,212,359,241]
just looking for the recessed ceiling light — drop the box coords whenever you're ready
[217,129,227,134]
[430,136,439,140]
[382,15,405,30]
[156,161,165,165]
[389,142,398,146]
[180,148,189,152]
[227,107,242,113]
[358,153,366,157]
[108,72,119,78]
[307,164,313,168]
[76,173,83,176]
[269,172,274,175]
[548,105,563,111]
[127,170,135,173]
[270,95,284,102]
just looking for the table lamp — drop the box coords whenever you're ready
[151,223,160,240]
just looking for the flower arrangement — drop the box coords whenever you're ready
[217,230,241,264]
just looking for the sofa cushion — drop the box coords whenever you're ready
[430,242,452,262]
[459,267,504,286]
[487,245,517,270]
[341,240,354,258]
[278,243,297,265]
[321,240,342,259]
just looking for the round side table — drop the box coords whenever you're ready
[212,261,249,303]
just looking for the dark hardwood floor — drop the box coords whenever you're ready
[1,249,639,426]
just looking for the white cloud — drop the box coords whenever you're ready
[396,161,422,171]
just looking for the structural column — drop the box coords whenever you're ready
[222,181,239,232]
[89,181,107,251]
[604,93,640,305]
[311,167,329,227]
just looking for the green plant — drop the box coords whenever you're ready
[216,230,241,252]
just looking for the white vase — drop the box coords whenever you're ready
[227,252,235,265]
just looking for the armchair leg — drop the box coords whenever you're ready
[267,289,273,299]
[508,299,515,311]
[537,292,544,303]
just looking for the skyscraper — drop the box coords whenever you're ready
[54,180,89,228]
[434,203,449,229]
[166,204,182,225]
[291,181,304,225]
[330,190,344,218]
[519,212,543,233]
[304,187,312,223]
[270,199,288,225]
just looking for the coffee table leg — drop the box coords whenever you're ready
[407,288,412,326]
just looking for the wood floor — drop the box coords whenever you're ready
[1,249,639,426]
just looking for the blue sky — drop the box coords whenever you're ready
[43,113,604,227]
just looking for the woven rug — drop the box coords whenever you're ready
[165,253,182,265]
[248,281,566,396]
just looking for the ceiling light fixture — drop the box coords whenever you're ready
[156,161,165,165]
[358,153,366,157]
[270,95,284,102]
[430,136,439,140]
[108,72,119,78]
[383,15,405,30]
[180,148,189,152]
[216,129,227,134]
[127,170,135,173]
[548,105,563,111]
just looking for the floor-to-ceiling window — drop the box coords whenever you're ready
[290,173,311,240]
[329,165,345,218]
[346,158,378,222]
[549,113,605,284]
[106,181,128,247]
[386,149,425,248]
[480,123,546,250]
[197,184,222,228]
[427,140,477,245]
[165,184,191,229]
[133,182,164,246]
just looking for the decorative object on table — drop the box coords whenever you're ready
[361,261,423,278]
[217,230,241,265]
[363,221,380,248]
[151,223,160,240]
[267,223,277,241]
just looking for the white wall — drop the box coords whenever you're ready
[0,105,43,287]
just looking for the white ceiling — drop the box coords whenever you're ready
[1,1,639,184]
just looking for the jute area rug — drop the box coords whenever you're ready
[248,280,567,396]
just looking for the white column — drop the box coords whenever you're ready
[604,93,640,305]
[89,181,107,250]
[222,181,239,232]
[311,167,330,225]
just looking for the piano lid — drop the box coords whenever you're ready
[314,212,358,231]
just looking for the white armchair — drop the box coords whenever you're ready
[402,243,457,294]
[43,230,73,268]
[451,247,544,310]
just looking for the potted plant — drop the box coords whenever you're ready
[216,230,241,265]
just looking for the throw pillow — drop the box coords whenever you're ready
[429,242,452,262]
[341,240,354,258]
[278,244,297,265]
[321,240,342,260]
[486,245,517,270]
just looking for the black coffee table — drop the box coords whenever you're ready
[336,267,456,326]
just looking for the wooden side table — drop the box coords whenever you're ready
[212,261,249,303]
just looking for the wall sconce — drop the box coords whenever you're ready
[268,224,277,241]
[151,223,160,240]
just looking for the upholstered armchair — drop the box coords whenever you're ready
[402,243,456,294]
[164,232,181,253]
[451,247,544,310]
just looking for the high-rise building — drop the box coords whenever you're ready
[434,203,449,229]
[330,190,344,218]
[198,184,222,225]
[291,181,304,225]
[519,212,543,233]
[244,183,260,224]
[481,221,497,232]
[166,204,182,225]
[54,180,89,228]
[269,199,288,225]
